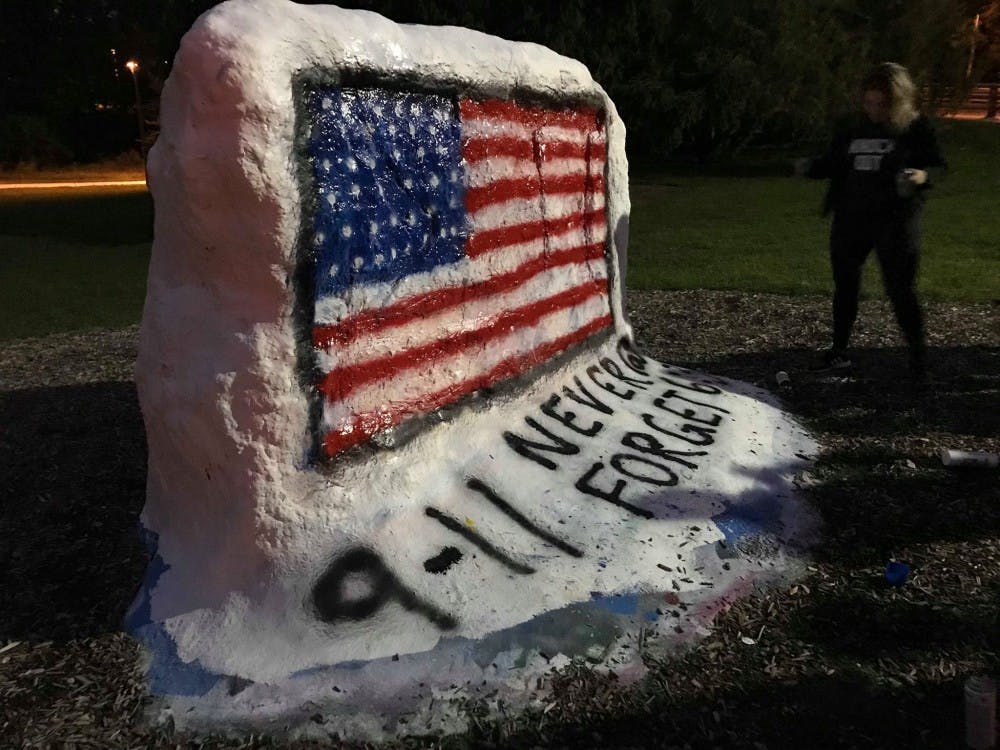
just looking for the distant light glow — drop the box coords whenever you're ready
[125,60,139,73]
[0,180,147,191]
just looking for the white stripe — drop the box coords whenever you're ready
[470,192,604,233]
[466,156,538,187]
[321,293,611,430]
[469,194,541,232]
[316,258,608,365]
[465,156,604,188]
[313,220,608,324]
[536,124,593,143]
[462,118,606,145]
[543,157,604,179]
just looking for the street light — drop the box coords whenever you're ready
[125,60,146,157]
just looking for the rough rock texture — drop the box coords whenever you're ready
[138,0,631,674]
[130,0,815,735]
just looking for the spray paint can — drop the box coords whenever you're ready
[965,675,996,749]
[775,371,791,389]
[941,449,1000,469]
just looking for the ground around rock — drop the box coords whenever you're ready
[1,290,997,749]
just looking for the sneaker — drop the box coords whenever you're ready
[810,349,853,372]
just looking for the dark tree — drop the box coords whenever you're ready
[2,0,992,165]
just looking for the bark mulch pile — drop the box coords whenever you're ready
[1,291,997,749]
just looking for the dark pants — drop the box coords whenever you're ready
[829,207,925,360]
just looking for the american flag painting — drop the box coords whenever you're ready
[303,85,612,458]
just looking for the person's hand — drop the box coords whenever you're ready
[895,168,927,197]
[792,157,811,177]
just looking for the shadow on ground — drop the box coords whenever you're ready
[669,343,999,438]
[0,382,148,642]
[469,672,967,749]
[2,345,996,641]
[672,346,999,543]
[0,339,997,748]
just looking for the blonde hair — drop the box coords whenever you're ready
[862,62,919,131]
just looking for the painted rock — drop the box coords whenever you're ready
[130,0,817,738]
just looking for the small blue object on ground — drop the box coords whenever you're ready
[885,561,911,587]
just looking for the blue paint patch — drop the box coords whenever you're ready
[123,553,168,630]
[126,525,222,697]
[643,610,659,622]
[293,658,370,675]
[124,526,169,632]
[134,622,224,697]
[712,493,783,544]
[885,561,911,587]
[305,87,467,297]
[589,592,639,615]
[712,514,764,545]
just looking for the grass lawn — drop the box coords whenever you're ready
[628,118,1000,302]
[0,186,152,341]
[0,119,996,341]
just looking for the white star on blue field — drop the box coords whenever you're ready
[305,87,469,298]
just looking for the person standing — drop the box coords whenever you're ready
[797,62,946,379]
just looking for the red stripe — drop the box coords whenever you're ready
[539,139,607,162]
[540,173,604,197]
[463,136,534,163]
[466,207,606,257]
[313,240,607,350]
[465,175,540,214]
[462,137,607,164]
[318,279,610,401]
[459,98,602,133]
[321,314,614,457]
[465,173,605,215]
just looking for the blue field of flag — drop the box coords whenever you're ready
[305,87,469,298]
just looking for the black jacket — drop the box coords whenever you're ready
[806,114,946,216]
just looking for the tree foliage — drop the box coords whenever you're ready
[968,1,1000,79]
[1,0,995,165]
[334,0,867,160]
[855,0,1000,103]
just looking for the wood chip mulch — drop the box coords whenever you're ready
[1,291,997,749]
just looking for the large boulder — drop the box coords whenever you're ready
[130,0,817,737]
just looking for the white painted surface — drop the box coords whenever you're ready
[133,0,818,736]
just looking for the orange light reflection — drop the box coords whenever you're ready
[0,180,147,191]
